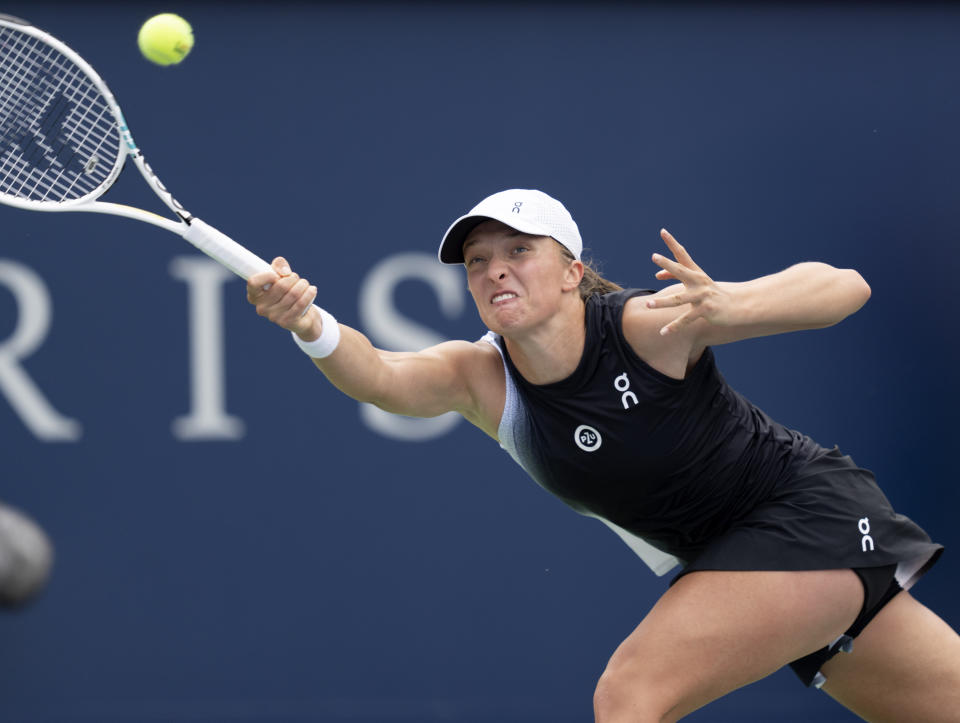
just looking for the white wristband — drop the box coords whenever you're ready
[291,305,340,359]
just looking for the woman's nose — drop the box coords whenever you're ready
[488,258,508,280]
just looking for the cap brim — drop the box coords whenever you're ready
[438,216,489,264]
[437,214,555,264]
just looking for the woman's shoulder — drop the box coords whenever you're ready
[591,288,656,311]
[426,336,503,373]
[410,338,504,404]
[619,287,711,381]
[589,288,657,335]
[459,336,507,439]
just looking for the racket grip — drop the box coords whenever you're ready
[181,218,272,280]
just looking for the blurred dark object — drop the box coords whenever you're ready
[0,502,53,608]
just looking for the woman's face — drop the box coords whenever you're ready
[462,220,581,335]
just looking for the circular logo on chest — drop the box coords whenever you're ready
[574,425,602,452]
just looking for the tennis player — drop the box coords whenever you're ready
[247,189,960,721]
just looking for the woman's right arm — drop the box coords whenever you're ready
[246,257,487,422]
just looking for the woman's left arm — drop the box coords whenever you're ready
[644,229,872,345]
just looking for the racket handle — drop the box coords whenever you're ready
[181,218,272,280]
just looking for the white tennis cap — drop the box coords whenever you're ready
[438,189,583,264]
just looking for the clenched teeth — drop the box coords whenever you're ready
[492,293,517,303]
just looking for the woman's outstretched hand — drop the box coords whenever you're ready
[645,229,733,336]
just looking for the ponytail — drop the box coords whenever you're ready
[557,242,623,301]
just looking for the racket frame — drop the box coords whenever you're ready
[0,15,272,278]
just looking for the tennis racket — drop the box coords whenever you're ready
[0,14,271,280]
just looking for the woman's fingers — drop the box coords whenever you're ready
[245,256,320,334]
[299,286,318,317]
[652,252,689,279]
[660,228,703,271]
[658,309,697,336]
[271,256,292,276]
[653,252,710,291]
[650,229,699,286]
[268,277,310,321]
[247,268,279,300]
[648,229,726,334]
[248,257,293,298]
[250,264,304,313]
[646,292,689,309]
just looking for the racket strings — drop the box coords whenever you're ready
[0,26,120,203]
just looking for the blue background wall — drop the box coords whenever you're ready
[1,2,958,721]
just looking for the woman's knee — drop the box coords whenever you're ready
[593,661,672,723]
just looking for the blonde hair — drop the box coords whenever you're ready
[557,242,623,301]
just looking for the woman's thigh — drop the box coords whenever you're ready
[597,569,864,722]
[821,591,960,722]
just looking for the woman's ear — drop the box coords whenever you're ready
[563,259,584,292]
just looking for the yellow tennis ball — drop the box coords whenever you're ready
[137,13,193,66]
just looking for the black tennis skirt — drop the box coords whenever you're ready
[676,446,942,589]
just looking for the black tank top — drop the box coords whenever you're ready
[498,289,824,563]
